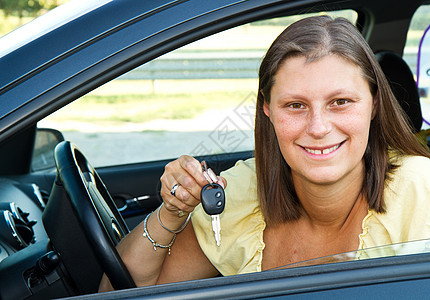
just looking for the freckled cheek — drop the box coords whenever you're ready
[340,115,372,147]
[271,115,304,140]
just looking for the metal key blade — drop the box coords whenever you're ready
[211,215,221,246]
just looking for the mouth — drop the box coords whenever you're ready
[303,142,344,155]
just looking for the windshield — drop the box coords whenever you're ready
[271,239,430,270]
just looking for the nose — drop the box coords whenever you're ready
[306,108,332,138]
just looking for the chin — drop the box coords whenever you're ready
[298,170,345,186]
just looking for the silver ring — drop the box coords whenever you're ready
[170,183,179,196]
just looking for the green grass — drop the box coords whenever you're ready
[49,90,254,125]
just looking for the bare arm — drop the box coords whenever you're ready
[99,156,226,291]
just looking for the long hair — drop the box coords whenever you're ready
[255,16,430,227]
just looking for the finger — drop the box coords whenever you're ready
[173,184,201,208]
[160,175,197,212]
[178,155,208,187]
[162,157,199,193]
[161,186,196,213]
[216,176,227,189]
[160,157,202,210]
[173,156,208,200]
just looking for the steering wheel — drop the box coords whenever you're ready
[51,141,136,290]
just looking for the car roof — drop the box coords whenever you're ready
[0,0,112,58]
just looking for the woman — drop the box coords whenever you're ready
[99,15,430,290]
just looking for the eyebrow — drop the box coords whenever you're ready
[278,88,358,101]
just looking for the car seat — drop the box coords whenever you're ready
[375,51,422,133]
[375,51,430,149]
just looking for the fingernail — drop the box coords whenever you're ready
[217,178,225,189]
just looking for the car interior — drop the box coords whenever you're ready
[0,0,429,298]
[376,51,423,133]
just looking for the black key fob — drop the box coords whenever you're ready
[201,183,225,215]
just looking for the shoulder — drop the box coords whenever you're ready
[390,155,430,176]
[386,155,430,198]
[220,157,256,181]
[369,155,430,243]
[220,158,257,206]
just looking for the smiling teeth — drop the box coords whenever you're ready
[305,144,340,155]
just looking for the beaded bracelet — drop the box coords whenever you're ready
[142,211,176,255]
[157,203,191,234]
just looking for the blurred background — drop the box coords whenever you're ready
[0,0,68,35]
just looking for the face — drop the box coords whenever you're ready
[264,54,374,186]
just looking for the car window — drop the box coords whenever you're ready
[404,4,430,130]
[37,10,357,168]
[271,238,430,270]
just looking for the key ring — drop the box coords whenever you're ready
[201,161,218,185]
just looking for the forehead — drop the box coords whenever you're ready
[280,53,363,72]
[276,54,362,82]
[271,54,372,99]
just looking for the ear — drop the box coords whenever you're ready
[263,102,270,118]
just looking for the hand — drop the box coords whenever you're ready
[160,155,226,217]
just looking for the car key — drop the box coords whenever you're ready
[201,161,225,246]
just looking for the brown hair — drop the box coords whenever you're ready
[255,15,430,227]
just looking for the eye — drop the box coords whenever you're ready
[288,102,305,109]
[332,99,349,106]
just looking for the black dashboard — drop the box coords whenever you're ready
[0,179,47,259]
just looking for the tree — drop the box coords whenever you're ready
[0,0,61,18]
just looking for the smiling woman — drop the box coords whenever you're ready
[99,15,430,291]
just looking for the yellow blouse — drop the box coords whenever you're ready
[191,155,430,275]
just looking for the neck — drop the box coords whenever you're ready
[293,163,367,231]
